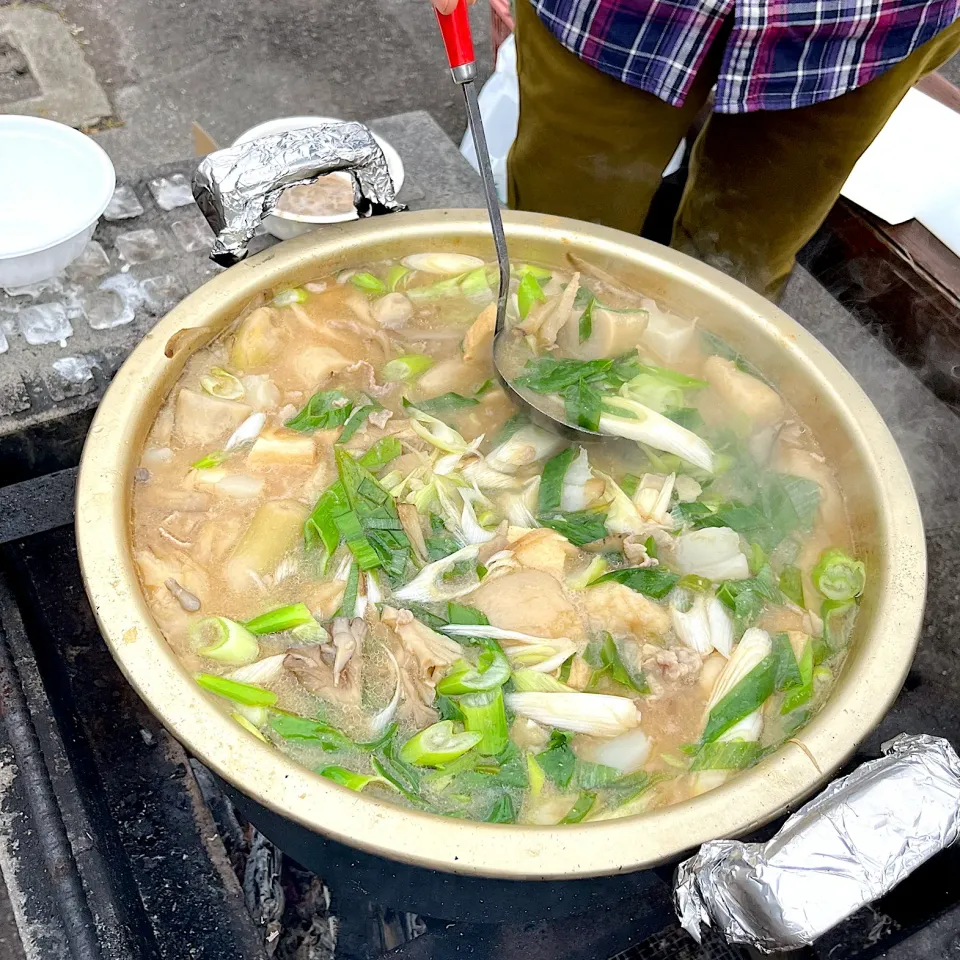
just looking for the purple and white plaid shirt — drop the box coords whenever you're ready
[531,0,960,112]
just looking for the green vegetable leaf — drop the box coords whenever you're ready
[538,448,576,514]
[539,510,608,546]
[574,760,623,789]
[560,791,597,823]
[357,436,401,470]
[485,794,517,823]
[446,602,489,626]
[417,392,481,415]
[594,567,679,600]
[578,296,595,343]
[286,390,354,432]
[688,740,762,771]
[562,378,603,432]
[666,407,705,431]
[779,565,805,607]
[584,632,649,694]
[535,730,577,789]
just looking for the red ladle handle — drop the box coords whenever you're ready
[434,0,476,79]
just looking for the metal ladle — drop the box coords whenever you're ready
[433,1,602,443]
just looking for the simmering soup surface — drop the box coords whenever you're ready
[132,253,865,824]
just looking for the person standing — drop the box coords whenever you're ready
[432,0,960,300]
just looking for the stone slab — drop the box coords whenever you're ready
[0,6,110,128]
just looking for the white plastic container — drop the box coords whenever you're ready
[0,116,116,288]
[233,116,405,241]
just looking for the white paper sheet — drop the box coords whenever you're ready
[840,88,960,256]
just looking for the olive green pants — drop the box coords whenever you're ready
[507,0,960,299]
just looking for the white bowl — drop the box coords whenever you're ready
[0,116,115,288]
[233,116,405,240]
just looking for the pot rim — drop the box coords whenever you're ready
[76,209,925,880]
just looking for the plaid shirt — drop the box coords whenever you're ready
[531,0,960,112]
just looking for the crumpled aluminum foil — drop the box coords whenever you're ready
[192,121,405,266]
[676,734,960,953]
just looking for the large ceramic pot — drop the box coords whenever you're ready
[76,209,925,921]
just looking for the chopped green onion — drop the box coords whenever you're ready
[232,713,269,741]
[593,567,679,599]
[517,273,546,320]
[337,399,378,445]
[341,561,360,618]
[335,511,382,570]
[387,264,410,291]
[822,597,857,653]
[191,617,259,665]
[192,450,228,470]
[244,602,314,635]
[812,548,865,601]
[399,720,482,767]
[560,791,597,823]
[459,689,509,755]
[286,389,354,432]
[436,645,511,695]
[272,287,308,306]
[460,266,492,298]
[196,673,278,706]
[526,752,546,796]
[383,354,434,382]
[516,263,552,281]
[779,565,805,607]
[319,765,395,792]
[567,555,609,590]
[350,272,387,295]
[621,473,641,497]
[357,436,401,470]
[269,711,352,750]
[700,635,800,744]
[200,366,244,400]
[781,636,815,714]
[511,669,574,693]
[304,481,348,554]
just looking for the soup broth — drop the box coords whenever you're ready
[132,253,864,825]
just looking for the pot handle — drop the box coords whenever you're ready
[193,121,406,267]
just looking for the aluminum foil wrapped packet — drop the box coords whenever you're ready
[676,734,960,953]
[192,121,405,266]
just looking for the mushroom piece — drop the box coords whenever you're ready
[373,292,414,329]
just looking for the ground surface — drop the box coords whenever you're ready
[2,0,492,174]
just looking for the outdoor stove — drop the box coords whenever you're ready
[3,110,960,960]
